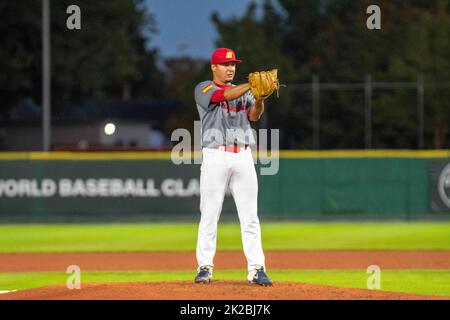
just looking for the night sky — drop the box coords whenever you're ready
[145,0,265,59]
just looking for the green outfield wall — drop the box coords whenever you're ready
[0,151,449,221]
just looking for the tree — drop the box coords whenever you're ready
[163,56,210,138]
[387,0,450,148]
[51,0,164,111]
[0,0,164,121]
[0,0,42,120]
[212,0,450,148]
[295,0,450,148]
[212,1,298,147]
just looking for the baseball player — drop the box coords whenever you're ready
[193,48,273,286]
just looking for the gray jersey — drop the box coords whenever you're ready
[194,80,256,148]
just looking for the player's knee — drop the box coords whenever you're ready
[240,217,260,231]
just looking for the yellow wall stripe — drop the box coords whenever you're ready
[277,149,450,158]
[0,150,448,160]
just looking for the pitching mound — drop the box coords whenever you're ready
[0,281,448,300]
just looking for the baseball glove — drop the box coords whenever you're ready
[248,69,281,100]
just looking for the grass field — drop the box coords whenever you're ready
[1,222,449,298]
[0,222,449,252]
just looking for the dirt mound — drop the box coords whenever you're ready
[1,250,449,272]
[0,281,448,300]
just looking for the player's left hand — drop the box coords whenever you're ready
[248,69,282,100]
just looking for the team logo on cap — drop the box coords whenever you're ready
[226,52,233,59]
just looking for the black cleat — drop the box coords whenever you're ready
[248,267,273,286]
[195,266,212,284]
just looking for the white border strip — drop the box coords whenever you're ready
[0,290,17,294]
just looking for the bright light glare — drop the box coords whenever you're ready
[104,123,116,135]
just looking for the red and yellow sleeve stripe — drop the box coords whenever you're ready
[202,84,213,93]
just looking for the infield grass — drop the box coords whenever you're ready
[0,222,449,252]
[0,270,449,297]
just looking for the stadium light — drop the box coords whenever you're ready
[104,123,116,135]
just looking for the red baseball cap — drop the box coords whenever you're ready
[210,48,242,64]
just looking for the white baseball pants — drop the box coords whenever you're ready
[196,147,266,272]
